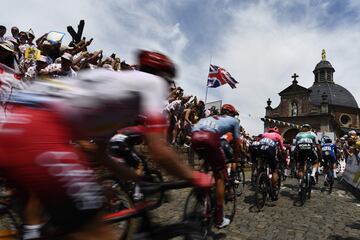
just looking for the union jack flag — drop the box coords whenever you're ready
[207,64,238,89]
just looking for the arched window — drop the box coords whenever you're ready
[291,102,298,117]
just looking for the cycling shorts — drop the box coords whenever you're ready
[0,104,103,233]
[322,154,337,167]
[249,145,259,164]
[296,148,318,167]
[191,131,226,179]
[256,144,278,171]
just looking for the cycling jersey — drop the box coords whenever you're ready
[257,135,281,170]
[295,131,318,165]
[108,126,146,168]
[6,69,169,138]
[295,131,317,150]
[261,132,285,150]
[321,143,337,160]
[192,115,240,139]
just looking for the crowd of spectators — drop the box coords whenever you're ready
[0,23,250,149]
[0,24,136,80]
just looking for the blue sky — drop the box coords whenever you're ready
[2,0,360,134]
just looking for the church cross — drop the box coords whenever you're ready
[291,73,299,84]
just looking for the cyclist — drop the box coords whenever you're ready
[294,124,320,189]
[249,134,262,185]
[191,104,240,228]
[320,136,338,184]
[256,127,286,199]
[0,50,211,239]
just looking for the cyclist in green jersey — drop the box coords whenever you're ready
[295,124,321,187]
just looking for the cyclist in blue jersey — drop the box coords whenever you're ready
[321,136,338,183]
[191,104,240,228]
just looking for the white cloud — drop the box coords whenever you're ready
[203,1,360,135]
[2,0,360,135]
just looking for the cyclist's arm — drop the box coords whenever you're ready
[145,132,193,180]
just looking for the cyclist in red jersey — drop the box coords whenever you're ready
[0,50,211,239]
[191,104,240,228]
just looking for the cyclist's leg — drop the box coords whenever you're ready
[296,150,306,190]
[310,150,319,182]
[268,146,279,188]
[331,156,337,179]
[250,147,257,182]
[322,156,330,182]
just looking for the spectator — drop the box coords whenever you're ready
[18,31,29,53]
[27,29,35,46]
[11,26,19,39]
[0,25,6,42]
[40,52,76,77]
[0,41,15,69]
[164,96,189,144]
[24,55,49,80]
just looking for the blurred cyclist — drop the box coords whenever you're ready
[191,104,240,228]
[0,50,211,239]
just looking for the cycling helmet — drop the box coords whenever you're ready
[107,132,143,167]
[268,127,279,133]
[322,136,332,144]
[221,104,237,116]
[301,124,311,130]
[138,50,176,81]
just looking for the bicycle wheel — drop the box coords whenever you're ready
[328,171,334,194]
[183,188,212,238]
[234,166,246,196]
[150,222,205,240]
[272,171,282,200]
[255,172,267,210]
[101,178,134,240]
[299,176,307,206]
[307,173,312,200]
[224,183,236,223]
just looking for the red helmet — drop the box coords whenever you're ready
[221,104,237,115]
[268,127,279,133]
[138,50,176,80]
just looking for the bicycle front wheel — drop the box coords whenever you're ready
[235,167,246,196]
[255,172,267,210]
[101,178,134,240]
[224,182,236,223]
[183,188,212,238]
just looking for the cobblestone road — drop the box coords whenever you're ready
[153,175,360,240]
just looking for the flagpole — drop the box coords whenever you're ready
[205,85,209,103]
[204,55,212,104]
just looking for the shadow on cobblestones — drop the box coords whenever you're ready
[327,235,360,240]
[347,222,360,230]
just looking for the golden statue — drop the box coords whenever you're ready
[321,49,326,61]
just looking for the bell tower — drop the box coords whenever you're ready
[313,49,335,83]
